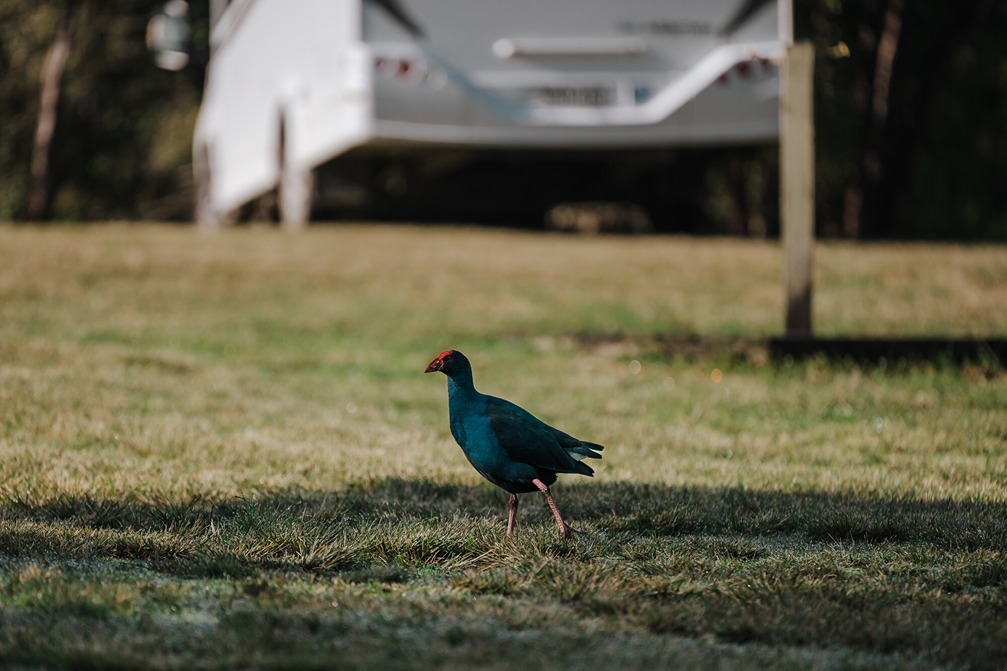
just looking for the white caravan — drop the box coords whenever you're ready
[179,0,791,227]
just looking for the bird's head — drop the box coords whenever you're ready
[424,349,468,376]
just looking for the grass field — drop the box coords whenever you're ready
[1,224,1005,670]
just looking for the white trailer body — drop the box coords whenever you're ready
[193,0,791,226]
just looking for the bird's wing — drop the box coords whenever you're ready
[483,396,592,473]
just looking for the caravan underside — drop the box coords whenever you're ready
[307,144,760,232]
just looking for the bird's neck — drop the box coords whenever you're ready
[446,369,478,405]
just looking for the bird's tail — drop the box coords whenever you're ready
[566,441,604,461]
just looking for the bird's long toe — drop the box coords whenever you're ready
[562,523,586,538]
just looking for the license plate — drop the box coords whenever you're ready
[535,86,612,107]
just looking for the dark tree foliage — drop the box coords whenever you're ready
[0,0,207,221]
[0,1,1004,239]
[801,0,1006,239]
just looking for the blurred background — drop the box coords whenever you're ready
[1,0,1005,240]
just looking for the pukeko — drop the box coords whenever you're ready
[424,350,603,539]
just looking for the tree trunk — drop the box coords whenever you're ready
[843,0,904,238]
[28,11,72,221]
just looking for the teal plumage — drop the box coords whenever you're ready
[425,349,603,538]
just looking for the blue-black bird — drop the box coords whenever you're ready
[425,350,603,538]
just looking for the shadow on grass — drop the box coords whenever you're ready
[4,480,1005,671]
[589,482,1007,551]
[1,479,1004,578]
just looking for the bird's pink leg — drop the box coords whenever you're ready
[531,478,585,539]
[507,493,519,536]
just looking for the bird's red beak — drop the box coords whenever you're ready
[424,350,452,373]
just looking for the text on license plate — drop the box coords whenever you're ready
[536,86,612,107]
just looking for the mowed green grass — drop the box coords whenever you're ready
[1,223,1005,670]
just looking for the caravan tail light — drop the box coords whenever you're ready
[373,55,441,86]
[716,57,777,85]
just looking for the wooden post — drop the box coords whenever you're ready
[781,41,815,336]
